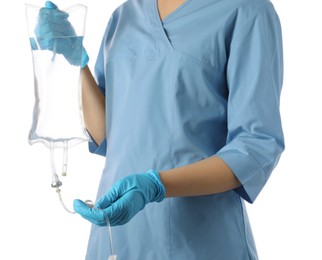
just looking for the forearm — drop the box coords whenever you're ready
[159,156,241,198]
[82,65,106,145]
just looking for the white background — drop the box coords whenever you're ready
[1,0,321,259]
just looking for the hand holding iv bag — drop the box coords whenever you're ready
[32,1,89,67]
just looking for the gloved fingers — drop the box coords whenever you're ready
[93,172,165,226]
[32,0,88,67]
[50,22,76,36]
[38,7,69,23]
[45,1,58,9]
[36,9,69,41]
[96,187,119,209]
[36,7,75,37]
[44,1,67,20]
[105,196,133,226]
[73,199,107,226]
[35,8,76,52]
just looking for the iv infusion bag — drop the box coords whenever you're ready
[26,3,90,212]
[26,3,89,149]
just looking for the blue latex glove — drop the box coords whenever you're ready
[73,169,166,226]
[33,1,89,67]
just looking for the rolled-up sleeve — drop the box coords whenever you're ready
[216,3,285,203]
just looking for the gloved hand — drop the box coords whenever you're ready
[33,1,89,67]
[73,169,166,226]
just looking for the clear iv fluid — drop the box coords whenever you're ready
[29,36,89,148]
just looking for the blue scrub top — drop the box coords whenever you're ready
[87,0,284,259]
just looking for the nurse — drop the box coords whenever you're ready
[38,0,284,259]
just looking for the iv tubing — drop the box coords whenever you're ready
[50,142,57,176]
[56,188,75,214]
[48,144,115,256]
[84,202,116,259]
[99,208,116,259]
[106,213,115,257]
[49,141,75,214]
[62,141,68,176]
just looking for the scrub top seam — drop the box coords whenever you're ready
[167,54,183,260]
[238,197,254,260]
[230,2,276,44]
[173,50,226,76]
[151,0,174,50]
[168,198,173,260]
[168,54,183,171]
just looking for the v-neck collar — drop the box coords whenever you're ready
[155,0,192,22]
[147,0,193,50]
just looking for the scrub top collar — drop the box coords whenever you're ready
[154,0,193,22]
[147,0,193,49]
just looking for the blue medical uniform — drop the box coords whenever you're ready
[86,0,284,259]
